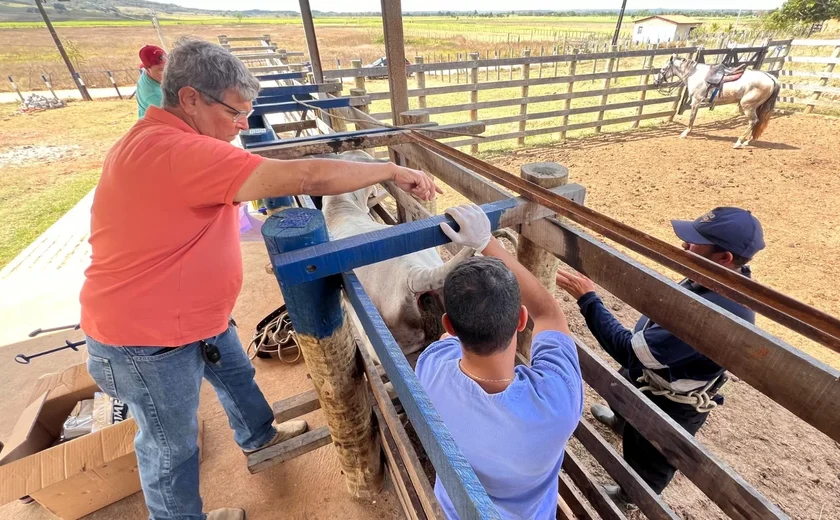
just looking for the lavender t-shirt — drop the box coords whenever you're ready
[416,330,584,519]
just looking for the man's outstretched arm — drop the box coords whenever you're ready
[235,158,441,203]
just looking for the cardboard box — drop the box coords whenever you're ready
[0,363,204,520]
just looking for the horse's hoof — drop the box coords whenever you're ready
[679,132,689,139]
[733,142,743,149]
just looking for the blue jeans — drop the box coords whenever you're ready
[85,324,275,520]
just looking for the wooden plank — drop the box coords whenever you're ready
[787,56,840,64]
[375,404,426,520]
[574,420,680,520]
[595,45,618,133]
[298,0,324,83]
[256,72,306,81]
[371,202,399,226]
[248,65,293,73]
[271,119,318,134]
[562,450,627,520]
[524,97,678,123]
[343,273,500,520]
[558,473,599,520]
[524,110,675,136]
[449,110,673,148]
[778,96,840,107]
[576,340,787,520]
[235,52,282,60]
[779,69,840,80]
[399,142,840,447]
[259,83,342,96]
[780,83,840,95]
[358,334,442,519]
[381,0,409,123]
[792,39,840,46]
[247,426,332,474]
[399,46,697,73]
[250,123,482,159]
[272,389,320,423]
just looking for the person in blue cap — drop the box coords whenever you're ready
[554,206,765,503]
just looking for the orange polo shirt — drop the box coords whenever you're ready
[80,106,265,347]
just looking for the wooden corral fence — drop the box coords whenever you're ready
[318,38,840,153]
[227,33,840,520]
[776,39,840,112]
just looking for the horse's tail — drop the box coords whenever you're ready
[753,76,780,140]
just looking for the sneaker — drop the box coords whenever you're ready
[591,404,625,436]
[207,508,246,520]
[243,420,308,454]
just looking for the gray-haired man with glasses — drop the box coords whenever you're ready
[81,38,440,520]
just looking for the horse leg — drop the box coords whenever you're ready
[734,103,760,149]
[680,102,699,138]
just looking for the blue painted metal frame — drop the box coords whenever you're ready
[255,94,306,105]
[256,71,306,81]
[342,272,501,520]
[251,97,353,117]
[243,126,397,150]
[272,199,517,287]
[259,84,337,97]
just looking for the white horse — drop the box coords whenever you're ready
[654,54,780,149]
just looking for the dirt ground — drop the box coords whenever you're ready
[486,111,840,520]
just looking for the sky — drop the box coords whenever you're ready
[149,1,787,14]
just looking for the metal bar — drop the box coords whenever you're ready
[410,133,840,352]
[256,72,306,81]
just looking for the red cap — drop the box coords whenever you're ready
[139,45,166,68]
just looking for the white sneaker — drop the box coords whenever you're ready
[243,420,308,454]
[207,508,246,520]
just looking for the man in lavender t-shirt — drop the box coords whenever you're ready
[416,205,583,519]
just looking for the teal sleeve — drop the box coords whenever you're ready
[136,73,163,118]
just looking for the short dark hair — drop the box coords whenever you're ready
[712,244,751,266]
[443,257,521,355]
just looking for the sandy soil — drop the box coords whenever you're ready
[485,112,840,520]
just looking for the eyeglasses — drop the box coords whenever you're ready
[195,88,253,123]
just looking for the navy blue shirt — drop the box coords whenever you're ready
[577,267,755,394]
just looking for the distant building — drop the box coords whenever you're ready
[632,15,702,44]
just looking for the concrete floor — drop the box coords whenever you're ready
[0,234,401,519]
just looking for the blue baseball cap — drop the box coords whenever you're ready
[671,207,765,259]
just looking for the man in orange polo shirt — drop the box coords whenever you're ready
[81,39,439,520]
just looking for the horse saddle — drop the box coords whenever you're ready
[705,63,747,87]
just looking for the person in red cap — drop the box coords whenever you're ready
[136,45,166,118]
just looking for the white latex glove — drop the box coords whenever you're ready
[439,204,492,252]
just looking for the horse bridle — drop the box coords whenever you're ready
[656,56,696,95]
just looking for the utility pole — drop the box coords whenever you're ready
[151,14,168,51]
[34,0,91,101]
[612,0,628,46]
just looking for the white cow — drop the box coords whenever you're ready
[321,151,474,362]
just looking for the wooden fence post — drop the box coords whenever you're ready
[414,55,426,109]
[632,46,654,129]
[518,49,531,146]
[399,109,435,216]
[515,162,570,358]
[805,42,840,114]
[554,46,559,76]
[262,209,384,498]
[560,49,578,142]
[350,87,369,116]
[469,52,480,155]
[595,45,617,133]
[496,50,501,80]
[352,59,365,91]
[456,53,461,83]
[539,46,544,78]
